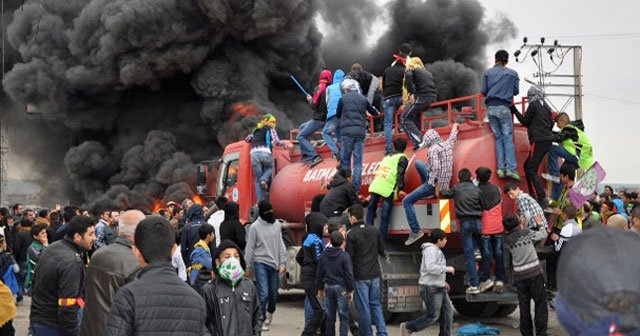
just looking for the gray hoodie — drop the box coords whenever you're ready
[244,217,287,271]
[418,243,447,287]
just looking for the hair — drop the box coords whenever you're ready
[337,168,352,179]
[458,168,472,182]
[560,162,576,181]
[350,63,363,72]
[347,204,364,221]
[38,209,48,218]
[330,231,344,247]
[556,112,570,124]
[475,167,492,183]
[12,203,22,211]
[495,50,509,64]
[134,216,175,264]
[158,209,167,217]
[49,211,60,222]
[429,228,447,244]
[66,215,95,239]
[25,208,34,215]
[632,204,640,220]
[587,199,601,213]
[0,208,8,217]
[62,206,78,223]
[393,137,407,152]
[503,182,519,194]
[199,224,215,240]
[563,204,578,219]
[604,185,614,194]
[503,213,520,232]
[21,219,34,227]
[215,197,228,211]
[172,206,182,217]
[31,223,48,238]
[327,217,343,235]
[399,43,412,55]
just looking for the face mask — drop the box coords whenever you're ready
[472,179,479,187]
[217,257,245,286]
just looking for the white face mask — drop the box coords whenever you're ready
[472,179,479,187]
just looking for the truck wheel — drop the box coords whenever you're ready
[493,304,518,317]
[380,278,396,322]
[451,300,500,318]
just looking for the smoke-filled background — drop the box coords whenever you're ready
[1,0,516,211]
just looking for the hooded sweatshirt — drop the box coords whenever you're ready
[422,128,459,190]
[326,69,345,119]
[319,173,360,218]
[512,85,555,144]
[244,203,287,271]
[316,246,355,292]
[180,204,211,267]
[219,202,246,251]
[296,212,327,286]
[418,243,447,287]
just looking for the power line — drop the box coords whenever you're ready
[546,32,640,39]
[584,93,640,106]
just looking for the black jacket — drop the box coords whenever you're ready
[405,68,437,99]
[382,63,405,98]
[296,212,327,286]
[336,91,379,138]
[201,277,262,336]
[345,220,385,280]
[554,119,586,143]
[512,101,555,144]
[477,182,502,211]
[30,236,87,336]
[219,202,247,251]
[441,181,483,220]
[105,262,206,336]
[316,246,355,292]
[180,205,213,267]
[80,238,141,336]
[13,228,33,263]
[348,70,374,96]
[320,174,360,218]
[310,89,328,121]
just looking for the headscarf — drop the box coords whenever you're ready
[255,114,277,131]
[527,85,545,103]
[391,54,409,66]
[313,69,333,105]
[406,57,425,71]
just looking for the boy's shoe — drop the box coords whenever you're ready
[494,280,504,293]
[261,325,270,331]
[413,140,427,151]
[497,169,506,178]
[474,249,482,261]
[399,322,412,336]
[541,173,560,183]
[404,231,424,246]
[506,170,521,181]
[479,279,494,293]
[260,180,268,192]
[264,312,273,326]
[466,286,480,295]
[307,156,323,167]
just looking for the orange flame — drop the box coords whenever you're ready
[229,102,260,121]
[193,194,204,205]
[152,199,163,213]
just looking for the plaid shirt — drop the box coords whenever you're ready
[516,192,547,229]
[428,128,459,190]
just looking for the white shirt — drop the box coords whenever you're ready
[171,246,187,281]
[208,210,225,247]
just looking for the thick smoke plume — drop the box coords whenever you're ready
[2,0,516,211]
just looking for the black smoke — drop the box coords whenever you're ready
[2,0,516,211]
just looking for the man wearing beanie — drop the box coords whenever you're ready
[245,200,287,331]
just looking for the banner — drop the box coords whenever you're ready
[569,162,606,209]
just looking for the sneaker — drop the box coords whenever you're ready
[264,312,273,326]
[300,156,312,163]
[474,249,482,261]
[307,156,323,167]
[497,169,506,178]
[541,173,560,183]
[506,170,521,181]
[260,180,268,191]
[399,322,412,336]
[404,231,424,246]
[466,286,480,295]
[494,280,504,293]
[479,279,494,293]
[413,141,427,151]
[261,325,270,331]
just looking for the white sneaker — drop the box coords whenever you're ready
[265,312,273,326]
[541,173,560,183]
[466,286,480,295]
[479,279,494,293]
[494,280,504,293]
[261,325,270,331]
[474,250,482,261]
[404,231,425,246]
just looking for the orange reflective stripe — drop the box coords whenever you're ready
[439,199,452,233]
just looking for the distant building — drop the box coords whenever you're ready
[1,179,41,207]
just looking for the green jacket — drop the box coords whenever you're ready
[557,121,594,170]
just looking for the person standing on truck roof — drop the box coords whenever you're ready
[245,114,289,202]
[323,69,346,163]
[382,43,411,154]
[400,57,438,151]
[511,85,555,208]
[300,69,333,167]
[336,80,380,194]
[402,123,459,246]
[481,49,521,182]
[366,137,408,240]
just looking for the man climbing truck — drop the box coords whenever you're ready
[198,94,536,319]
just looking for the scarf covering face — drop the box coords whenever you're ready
[217,257,245,287]
[527,85,545,103]
[313,69,333,105]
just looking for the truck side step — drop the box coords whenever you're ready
[464,291,518,303]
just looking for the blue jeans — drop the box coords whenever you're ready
[341,136,365,194]
[366,192,394,239]
[461,219,482,287]
[304,297,312,325]
[402,160,435,233]
[480,234,505,282]
[253,262,279,319]
[547,144,579,200]
[323,116,341,156]
[406,285,453,335]
[325,284,350,336]
[487,105,517,171]
[31,322,61,336]
[251,151,273,201]
[354,277,387,336]
[383,96,403,154]
[298,119,326,159]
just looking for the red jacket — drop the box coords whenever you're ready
[482,203,504,235]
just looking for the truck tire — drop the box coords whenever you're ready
[380,278,396,322]
[493,304,518,317]
[451,299,500,318]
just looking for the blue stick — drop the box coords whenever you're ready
[290,75,310,96]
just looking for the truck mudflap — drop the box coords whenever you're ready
[378,248,423,315]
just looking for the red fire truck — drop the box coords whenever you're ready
[197,94,535,318]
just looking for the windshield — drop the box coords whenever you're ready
[217,151,240,197]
